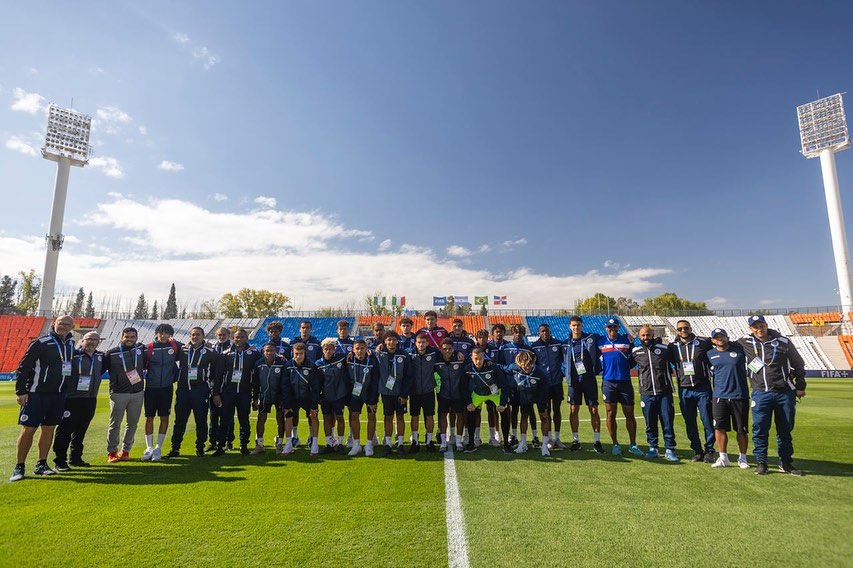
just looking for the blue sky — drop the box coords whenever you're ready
[1,1,852,311]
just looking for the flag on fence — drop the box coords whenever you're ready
[452,295,470,305]
[493,295,507,305]
[474,296,488,305]
[373,296,387,306]
[400,296,406,306]
[433,296,447,306]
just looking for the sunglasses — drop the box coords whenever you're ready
[676,326,691,331]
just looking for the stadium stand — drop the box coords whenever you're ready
[838,336,853,368]
[218,318,262,334]
[574,315,630,337]
[251,317,356,347]
[0,316,46,373]
[99,319,220,349]
[622,315,669,327]
[789,336,832,370]
[444,315,486,333]
[790,312,841,325]
[358,316,393,326]
[525,316,572,340]
[73,318,101,330]
[665,315,792,340]
[488,314,523,328]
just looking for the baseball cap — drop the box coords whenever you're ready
[711,328,727,338]
[748,315,766,327]
[605,317,620,327]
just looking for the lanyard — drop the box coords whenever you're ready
[570,337,584,365]
[472,368,492,387]
[353,359,370,382]
[187,346,199,369]
[118,344,138,373]
[80,352,95,375]
[678,338,694,362]
[515,371,535,387]
[607,337,629,360]
[751,338,777,365]
[52,336,70,363]
[233,349,245,372]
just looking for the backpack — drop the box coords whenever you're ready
[145,339,180,370]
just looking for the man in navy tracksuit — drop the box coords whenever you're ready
[207,327,233,453]
[530,323,565,449]
[598,317,642,456]
[705,328,751,469]
[375,330,412,456]
[633,326,678,461]
[505,350,551,456]
[316,339,349,454]
[168,326,219,457]
[280,343,321,456]
[398,317,417,353]
[448,319,475,359]
[504,324,539,447]
[463,348,509,453]
[738,315,806,476]
[53,330,104,471]
[407,334,441,452]
[291,320,321,444]
[563,316,603,453]
[266,321,293,359]
[212,328,261,456]
[11,315,76,482]
[347,339,380,456]
[334,320,355,356]
[668,319,716,463]
[143,323,183,462]
[250,343,286,455]
[435,338,468,452]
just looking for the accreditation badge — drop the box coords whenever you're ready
[574,361,587,375]
[230,370,242,383]
[747,358,765,373]
[188,368,199,381]
[489,383,499,395]
[77,375,92,392]
[126,369,142,385]
[62,361,73,378]
[352,381,363,398]
[385,376,396,390]
[682,362,695,376]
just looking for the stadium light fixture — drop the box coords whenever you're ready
[797,93,852,316]
[37,104,92,315]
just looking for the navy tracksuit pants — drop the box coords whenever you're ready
[640,394,676,450]
[751,389,796,464]
[678,386,715,455]
[172,385,210,451]
[218,390,251,448]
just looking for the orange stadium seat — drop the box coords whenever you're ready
[488,315,523,328]
[789,312,841,325]
[838,336,853,368]
[74,318,101,329]
[358,316,393,326]
[0,316,47,372]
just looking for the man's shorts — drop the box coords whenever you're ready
[471,392,501,410]
[568,379,599,406]
[409,392,436,417]
[321,397,347,416]
[291,399,317,415]
[438,396,466,414]
[601,380,635,406]
[348,397,379,414]
[257,401,278,414]
[144,387,174,417]
[18,391,66,427]
[381,394,407,417]
[548,383,565,403]
[712,398,749,433]
[519,401,548,415]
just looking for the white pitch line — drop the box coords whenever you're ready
[444,446,471,568]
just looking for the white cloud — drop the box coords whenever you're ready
[0,195,673,309]
[604,260,622,270]
[10,87,45,114]
[759,298,781,306]
[192,46,219,70]
[254,196,276,208]
[95,105,131,124]
[477,244,491,253]
[211,193,228,202]
[28,67,38,75]
[158,160,184,172]
[378,239,392,251]
[88,156,124,179]
[501,237,528,251]
[173,33,191,44]
[89,67,105,76]
[705,296,728,307]
[138,125,147,135]
[447,245,472,258]
[5,136,38,157]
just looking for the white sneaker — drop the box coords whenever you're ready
[738,456,750,469]
[712,456,730,468]
[346,434,354,448]
[151,447,163,461]
[514,443,528,454]
[274,439,283,453]
[141,447,155,462]
[281,441,293,455]
[488,437,500,447]
[439,442,448,452]
[474,438,482,447]
[365,442,375,457]
[541,445,551,457]
[310,441,319,456]
[554,439,567,449]
[455,442,464,452]
[348,444,362,457]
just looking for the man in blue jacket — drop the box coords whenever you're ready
[531,323,565,449]
[280,343,321,456]
[705,328,750,469]
[375,331,411,457]
[142,323,183,462]
[408,333,441,452]
[598,317,643,456]
[563,316,604,454]
[11,315,75,482]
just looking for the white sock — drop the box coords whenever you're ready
[489,427,496,438]
[440,433,447,444]
[720,452,729,461]
[593,432,601,442]
[739,453,747,460]
[274,436,281,445]
[521,433,527,444]
[325,436,333,445]
[256,437,263,445]
[426,433,433,443]
[145,434,153,449]
[157,433,166,447]
[412,431,419,443]
[573,432,579,442]
[384,436,392,446]
[397,435,404,446]
[543,435,550,445]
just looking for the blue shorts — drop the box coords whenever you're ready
[437,397,466,414]
[144,387,174,417]
[409,392,436,417]
[381,394,407,417]
[19,391,66,427]
[548,383,565,402]
[568,378,599,406]
[602,380,634,406]
[292,399,318,414]
[321,397,347,416]
[349,398,378,414]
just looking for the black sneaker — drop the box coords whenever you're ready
[503,443,514,454]
[593,441,605,454]
[334,444,347,455]
[239,445,250,455]
[383,444,394,457]
[323,445,335,454]
[165,450,181,459]
[426,441,436,452]
[195,448,205,457]
[779,462,804,476]
[692,453,704,462]
[755,461,768,475]
[9,464,25,482]
[226,441,234,451]
[532,437,541,449]
[54,459,71,472]
[212,447,226,457]
[464,443,478,453]
[69,458,90,467]
[508,435,519,447]
[34,461,56,476]
[204,444,217,453]
[396,444,407,456]
[569,440,581,452]
[410,441,420,454]
[703,452,716,464]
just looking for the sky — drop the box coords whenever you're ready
[1,1,853,312]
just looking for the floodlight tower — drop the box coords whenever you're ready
[37,104,92,315]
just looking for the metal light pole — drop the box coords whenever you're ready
[38,104,92,315]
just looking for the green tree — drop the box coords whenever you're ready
[16,269,40,315]
[575,293,617,313]
[84,292,95,318]
[150,300,159,320]
[640,292,709,314]
[219,288,292,318]
[163,283,178,319]
[70,287,85,318]
[0,275,16,312]
[133,294,149,319]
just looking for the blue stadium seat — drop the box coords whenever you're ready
[525,315,632,342]
[251,317,355,348]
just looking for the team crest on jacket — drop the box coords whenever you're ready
[530,379,537,385]
[654,349,661,355]
[302,370,309,376]
[336,362,342,368]
[426,355,432,361]
[552,346,559,352]
[396,356,404,363]
[772,341,779,347]
[274,368,281,373]
[63,410,71,418]
[452,364,460,370]
[168,348,175,355]
[693,340,699,346]
[730,352,738,358]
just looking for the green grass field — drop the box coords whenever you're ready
[1,380,852,567]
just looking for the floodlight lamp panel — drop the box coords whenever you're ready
[797,93,851,158]
[42,103,92,164]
